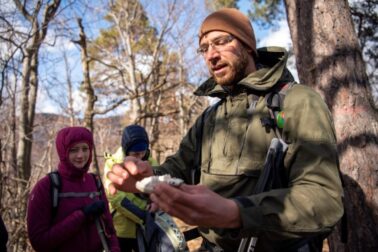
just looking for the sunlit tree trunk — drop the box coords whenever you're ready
[284,0,378,251]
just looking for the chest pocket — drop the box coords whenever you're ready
[201,95,272,177]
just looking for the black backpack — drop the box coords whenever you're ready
[48,171,103,215]
[136,211,188,252]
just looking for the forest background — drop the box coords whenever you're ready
[0,0,377,251]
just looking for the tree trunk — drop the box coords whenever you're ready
[284,0,378,251]
[63,51,76,126]
[12,1,61,249]
[17,48,39,180]
[14,0,62,180]
[11,73,18,175]
[75,18,100,175]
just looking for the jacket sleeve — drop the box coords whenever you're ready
[109,192,147,224]
[234,85,344,238]
[27,176,87,251]
[152,113,203,183]
[103,148,147,224]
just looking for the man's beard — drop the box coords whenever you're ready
[212,50,249,86]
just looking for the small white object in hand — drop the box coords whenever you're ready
[136,175,184,193]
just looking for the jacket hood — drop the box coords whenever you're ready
[121,125,149,155]
[194,47,295,97]
[56,127,93,178]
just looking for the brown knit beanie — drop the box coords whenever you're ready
[199,8,257,56]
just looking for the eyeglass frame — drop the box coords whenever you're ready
[197,35,235,55]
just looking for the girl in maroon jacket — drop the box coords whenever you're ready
[27,127,120,252]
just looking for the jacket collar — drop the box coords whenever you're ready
[194,47,294,98]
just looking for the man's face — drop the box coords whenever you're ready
[199,31,253,86]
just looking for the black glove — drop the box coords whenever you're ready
[82,200,105,217]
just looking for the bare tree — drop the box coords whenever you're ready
[285,0,378,251]
[0,1,62,250]
[350,0,378,107]
[62,50,77,126]
[72,18,101,173]
[85,0,207,161]
[0,1,210,249]
[13,0,61,180]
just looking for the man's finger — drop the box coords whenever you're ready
[109,163,129,179]
[107,170,128,185]
[151,183,189,210]
[154,183,195,205]
[123,157,140,175]
[150,188,195,223]
[108,183,117,195]
[177,183,201,193]
[148,202,159,212]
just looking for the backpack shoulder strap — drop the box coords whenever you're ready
[262,82,297,139]
[48,171,61,217]
[88,173,111,251]
[90,173,103,194]
[48,172,105,219]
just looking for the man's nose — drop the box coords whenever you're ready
[205,46,220,61]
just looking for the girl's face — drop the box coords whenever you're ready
[68,142,90,169]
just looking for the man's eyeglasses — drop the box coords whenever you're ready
[197,35,234,55]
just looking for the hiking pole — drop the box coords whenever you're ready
[95,217,110,252]
[238,237,258,252]
[237,138,288,252]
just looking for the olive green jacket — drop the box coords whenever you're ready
[154,47,344,251]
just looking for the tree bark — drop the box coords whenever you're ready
[75,18,100,174]
[14,0,61,180]
[284,0,378,251]
[62,51,77,126]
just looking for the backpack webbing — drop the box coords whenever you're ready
[48,171,103,217]
[264,83,348,244]
[262,82,296,140]
[48,171,111,251]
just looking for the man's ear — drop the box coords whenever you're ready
[246,49,255,58]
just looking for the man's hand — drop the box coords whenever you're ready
[106,156,153,194]
[149,183,242,229]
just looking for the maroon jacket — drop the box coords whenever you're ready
[27,127,120,252]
